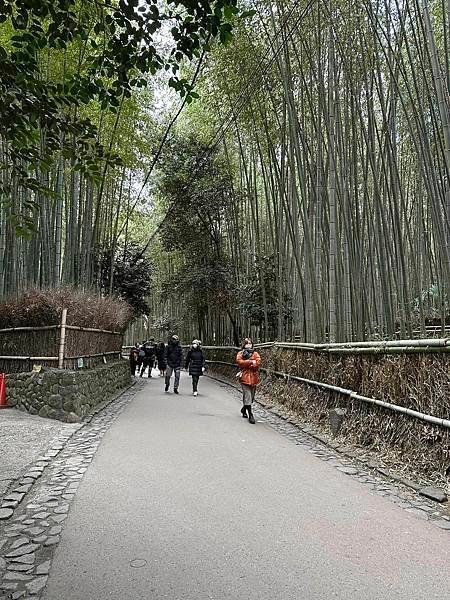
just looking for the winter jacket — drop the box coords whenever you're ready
[236,350,261,387]
[156,345,167,369]
[144,344,156,359]
[185,348,205,376]
[166,342,183,368]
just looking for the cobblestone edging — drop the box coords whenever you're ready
[0,380,136,521]
[0,382,142,600]
[209,374,450,532]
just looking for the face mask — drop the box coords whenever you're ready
[244,344,252,349]
[192,344,198,349]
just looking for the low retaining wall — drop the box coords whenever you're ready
[6,360,131,423]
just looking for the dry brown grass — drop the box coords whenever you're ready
[207,346,450,485]
[0,287,133,332]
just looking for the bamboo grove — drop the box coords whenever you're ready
[151,0,450,345]
[0,0,244,301]
[1,1,449,345]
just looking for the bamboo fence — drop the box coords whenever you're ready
[0,310,124,373]
[201,341,450,429]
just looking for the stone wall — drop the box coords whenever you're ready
[6,360,131,423]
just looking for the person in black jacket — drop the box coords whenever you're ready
[184,339,206,396]
[129,343,140,376]
[155,341,167,377]
[140,339,156,378]
[165,335,183,394]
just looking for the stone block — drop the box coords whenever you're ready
[60,386,74,397]
[48,394,62,409]
[63,400,74,413]
[66,412,81,423]
[419,486,447,503]
[60,376,75,388]
[38,406,49,419]
[329,408,347,436]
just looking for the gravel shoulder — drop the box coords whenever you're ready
[0,409,79,497]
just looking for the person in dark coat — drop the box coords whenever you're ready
[137,342,146,372]
[165,335,183,394]
[129,343,140,376]
[184,339,206,396]
[156,341,167,377]
[140,339,156,378]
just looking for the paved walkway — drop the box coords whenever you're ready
[42,373,449,600]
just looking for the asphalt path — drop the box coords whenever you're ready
[43,371,450,599]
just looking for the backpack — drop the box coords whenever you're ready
[138,349,145,359]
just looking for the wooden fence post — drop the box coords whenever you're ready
[58,309,68,369]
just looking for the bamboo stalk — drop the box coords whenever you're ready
[64,351,121,359]
[0,356,59,360]
[58,308,68,369]
[64,326,123,335]
[276,338,450,349]
[0,326,60,332]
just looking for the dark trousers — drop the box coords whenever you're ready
[130,360,137,375]
[140,358,153,377]
[192,375,200,392]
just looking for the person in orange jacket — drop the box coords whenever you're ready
[236,338,261,424]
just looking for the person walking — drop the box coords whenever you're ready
[236,338,261,424]
[137,342,146,373]
[129,343,140,376]
[165,335,183,394]
[140,340,156,378]
[184,339,206,396]
[156,341,167,377]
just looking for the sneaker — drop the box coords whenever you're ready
[193,391,198,397]
[174,389,179,395]
[165,385,169,392]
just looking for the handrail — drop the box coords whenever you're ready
[0,324,123,335]
[198,340,450,354]
[205,360,450,430]
[0,356,58,361]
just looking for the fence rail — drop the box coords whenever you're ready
[206,360,450,430]
[200,338,450,355]
[0,309,124,373]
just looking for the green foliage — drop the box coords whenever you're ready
[410,285,449,321]
[154,132,236,334]
[161,258,232,311]
[151,313,181,336]
[157,133,231,251]
[236,255,292,338]
[99,242,152,315]
[0,0,246,234]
